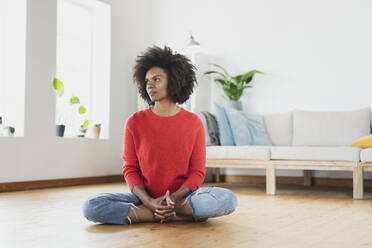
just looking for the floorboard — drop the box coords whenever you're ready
[1,182,372,248]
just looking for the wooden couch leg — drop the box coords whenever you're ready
[214,168,221,183]
[353,164,364,200]
[266,165,276,195]
[304,170,312,186]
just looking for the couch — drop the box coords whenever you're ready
[201,107,372,200]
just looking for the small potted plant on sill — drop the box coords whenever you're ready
[4,126,15,136]
[93,123,101,139]
[77,120,89,138]
[53,77,66,137]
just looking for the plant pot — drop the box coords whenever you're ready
[93,126,101,139]
[229,100,242,110]
[56,124,65,137]
[4,127,14,136]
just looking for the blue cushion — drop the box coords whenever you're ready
[224,106,272,146]
[212,102,235,145]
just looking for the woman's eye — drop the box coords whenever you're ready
[154,78,160,82]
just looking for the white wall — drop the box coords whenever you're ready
[145,0,372,179]
[1,0,372,183]
[0,0,26,136]
[0,0,151,182]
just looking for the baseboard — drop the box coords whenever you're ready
[0,175,123,193]
[221,175,372,190]
[2,174,372,193]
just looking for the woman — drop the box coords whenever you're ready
[82,46,237,225]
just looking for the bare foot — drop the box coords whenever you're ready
[174,198,193,216]
[127,204,157,224]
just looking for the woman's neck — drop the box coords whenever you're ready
[150,103,180,117]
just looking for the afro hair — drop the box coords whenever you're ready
[133,45,197,106]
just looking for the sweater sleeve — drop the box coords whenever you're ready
[122,118,144,191]
[182,118,206,191]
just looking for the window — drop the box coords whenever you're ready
[0,0,27,137]
[56,0,110,139]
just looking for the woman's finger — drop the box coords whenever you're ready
[155,203,174,210]
[161,212,177,223]
[154,212,165,219]
[166,195,175,206]
[155,208,175,215]
[159,190,169,201]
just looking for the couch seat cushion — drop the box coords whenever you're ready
[271,146,361,162]
[361,148,372,163]
[206,146,270,160]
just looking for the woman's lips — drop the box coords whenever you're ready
[149,91,156,96]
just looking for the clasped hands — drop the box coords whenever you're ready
[146,190,182,223]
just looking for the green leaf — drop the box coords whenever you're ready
[241,70,263,84]
[209,63,230,77]
[202,70,229,82]
[214,78,228,86]
[70,96,80,104]
[53,77,64,97]
[79,105,87,115]
[53,77,64,90]
[82,120,89,129]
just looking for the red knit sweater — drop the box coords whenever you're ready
[122,107,206,198]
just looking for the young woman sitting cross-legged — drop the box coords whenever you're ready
[82,45,237,225]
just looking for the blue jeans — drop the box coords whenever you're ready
[83,186,238,225]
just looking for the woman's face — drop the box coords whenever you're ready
[145,66,169,102]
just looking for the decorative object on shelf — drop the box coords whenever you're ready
[76,101,88,137]
[53,77,66,137]
[77,120,89,138]
[4,126,15,136]
[56,124,65,137]
[202,64,263,110]
[0,117,15,137]
[0,116,3,136]
[93,123,101,139]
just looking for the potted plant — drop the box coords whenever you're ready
[53,77,66,137]
[93,123,101,139]
[202,63,263,110]
[77,120,89,138]
[4,126,15,136]
[54,77,89,138]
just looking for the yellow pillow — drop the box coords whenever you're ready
[350,135,372,148]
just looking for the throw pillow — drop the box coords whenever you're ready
[201,111,221,145]
[196,111,213,146]
[212,102,235,145]
[350,135,372,148]
[224,106,272,146]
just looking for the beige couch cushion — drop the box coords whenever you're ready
[263,112,292,146]
[206,146,270,160]
[271,146,361,162]
[360,148,372,163]
[292,108,371,146]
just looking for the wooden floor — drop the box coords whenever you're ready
[1,182,372,248]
